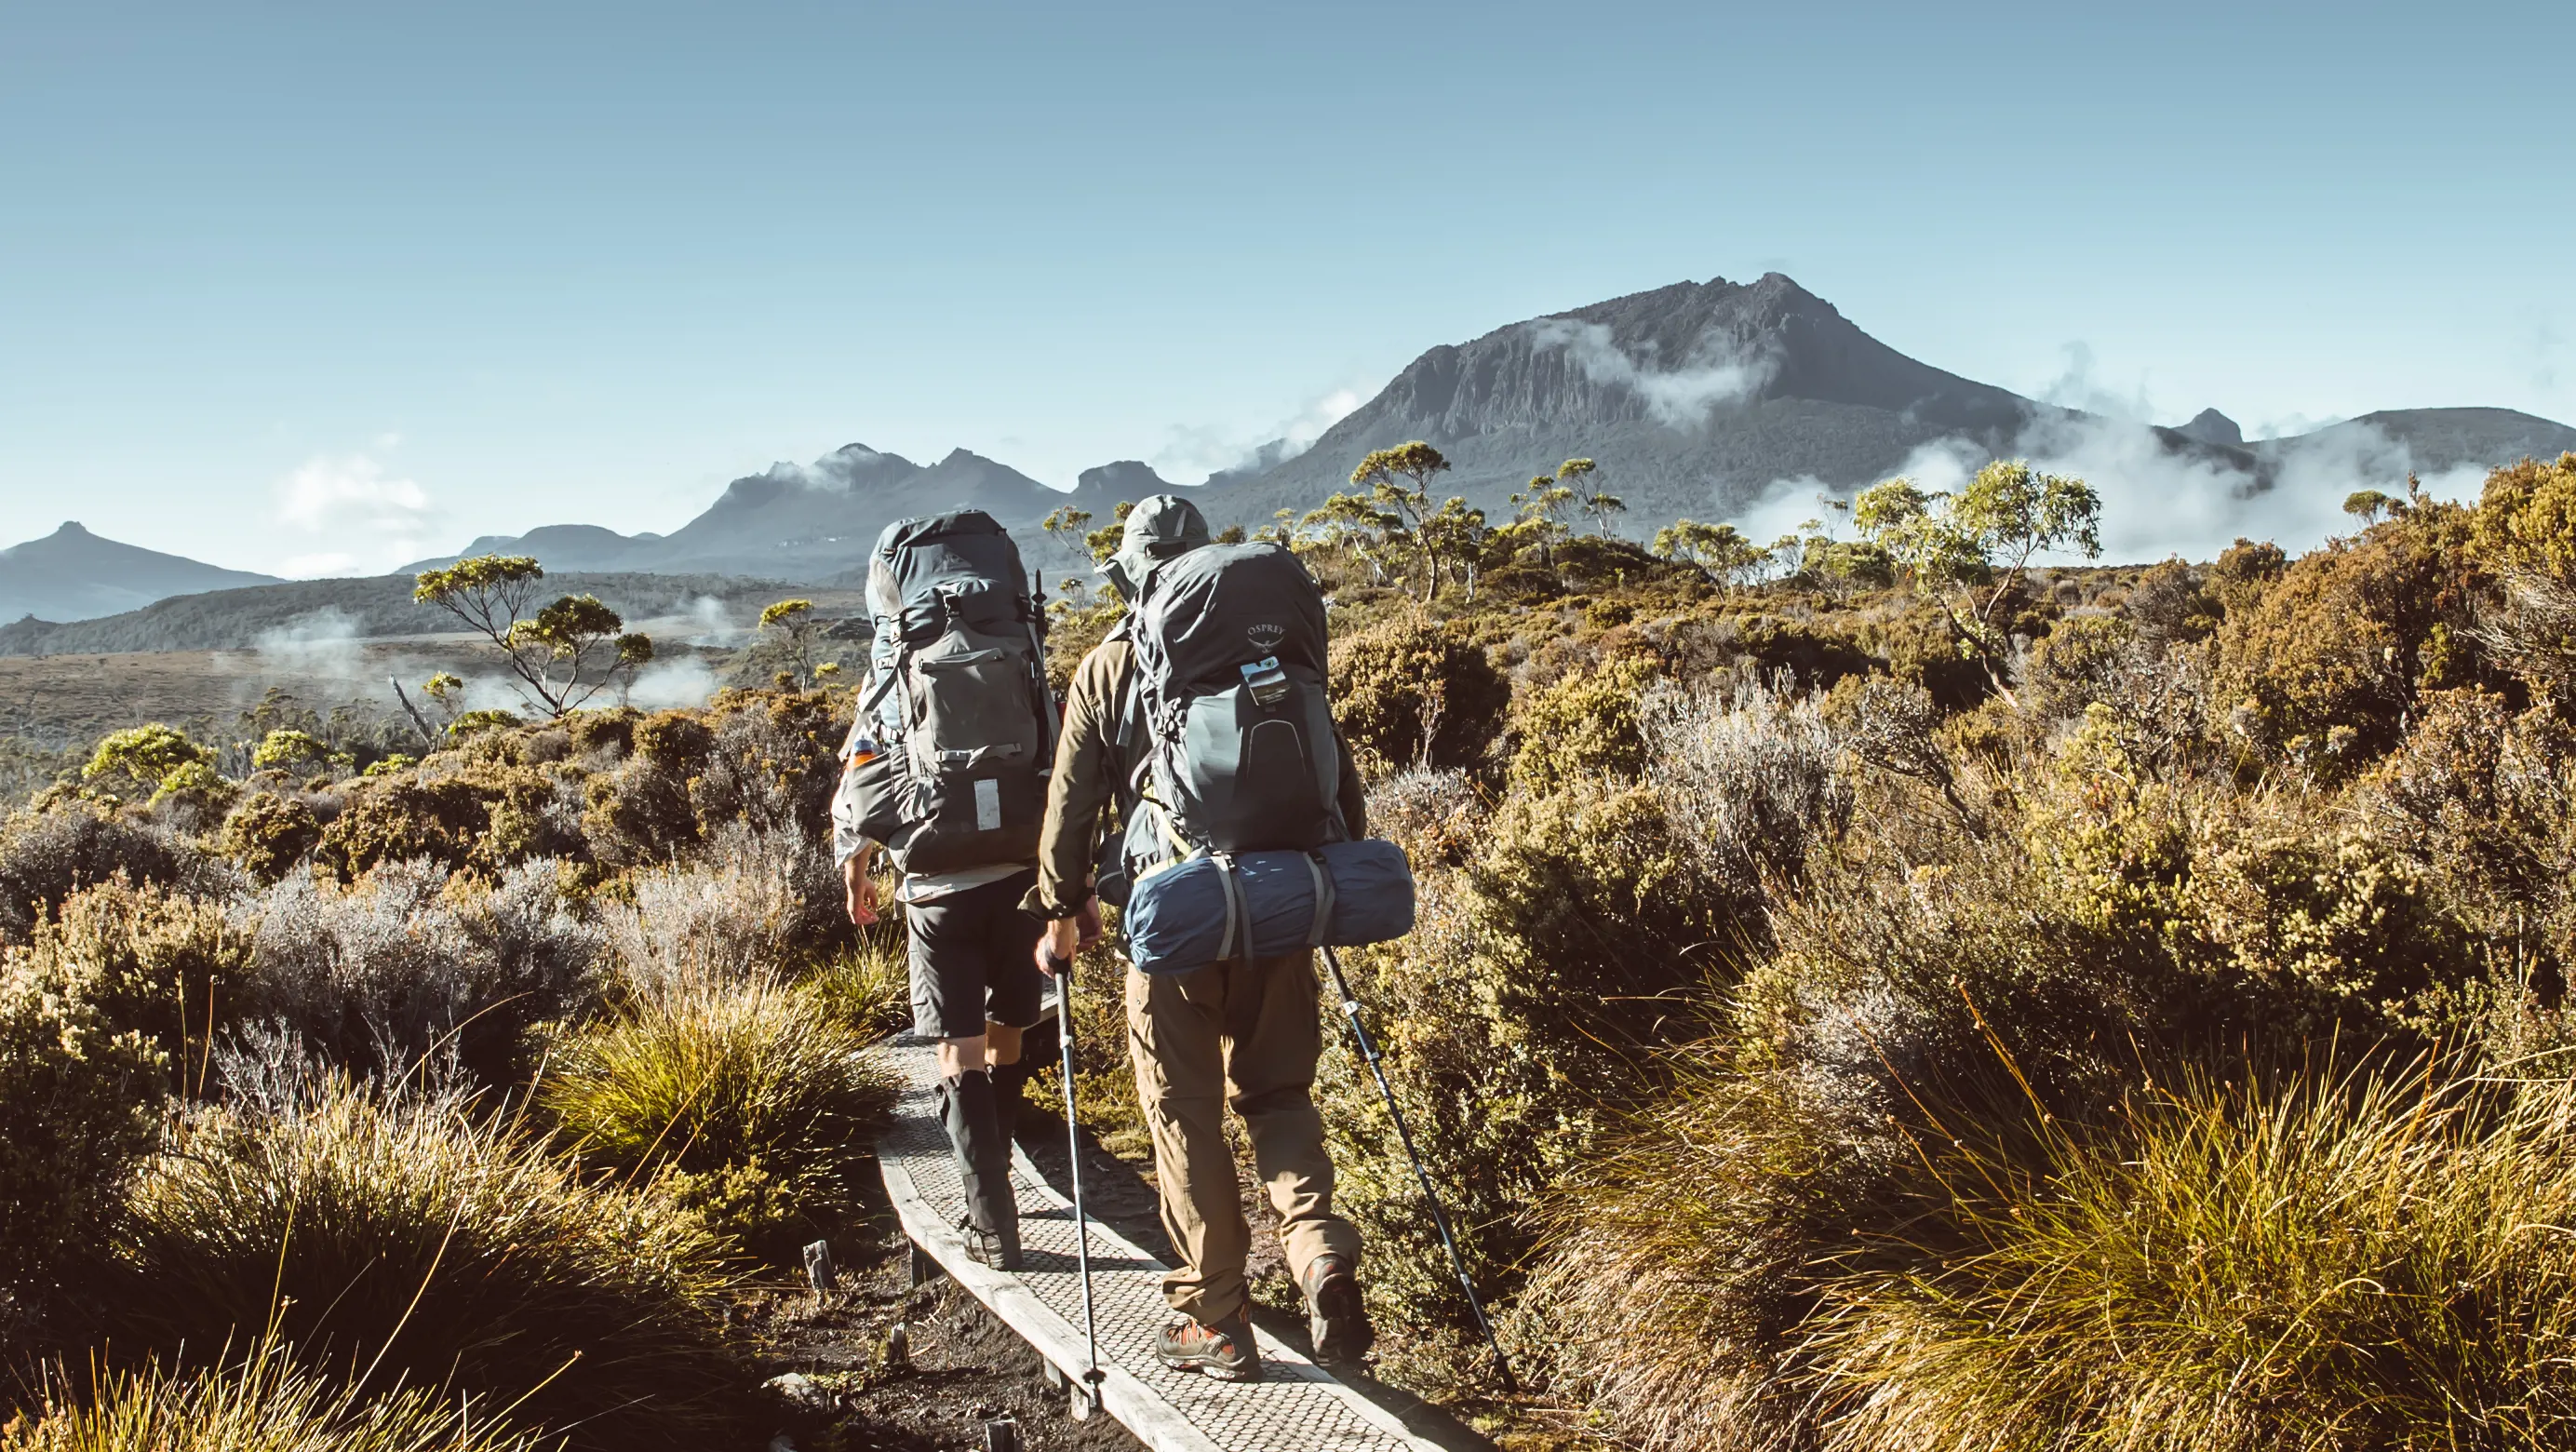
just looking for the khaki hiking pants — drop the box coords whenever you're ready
[1125,950,1362,1324]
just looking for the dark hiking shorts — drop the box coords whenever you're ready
[906,868,1045,1041]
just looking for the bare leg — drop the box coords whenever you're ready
[935,1034,989,1078]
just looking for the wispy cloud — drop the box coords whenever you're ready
[273,451,435,576]
[1527,317,1777,427]
[1729,414,2496,563]
[2036,341,2156,421]
[254,606,368,683]
[1151,386,1366,485]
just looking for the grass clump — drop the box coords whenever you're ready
[3,1338,547,1452]
[1536,1064,2576,1451]
[801,931,910,1040]
[541,975,893,1262]
[1809,1069,2576,1450]
[103,1077,738,1452]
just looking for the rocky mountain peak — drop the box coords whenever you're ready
[1075,461,1175,496]
[2178,409,2245,447]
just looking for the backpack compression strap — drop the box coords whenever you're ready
[1302,851,1335,949]
[1210,852,1248,964]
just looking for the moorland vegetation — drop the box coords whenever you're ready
[5,447,2576,1450]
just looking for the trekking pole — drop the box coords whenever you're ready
[1317,945,1520,1394]
[1046,953,1106,1414]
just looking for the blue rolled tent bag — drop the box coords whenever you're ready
[1122,837,1415,975]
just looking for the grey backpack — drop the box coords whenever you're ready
[1118,543,1344,884]
[837,511,1056,874]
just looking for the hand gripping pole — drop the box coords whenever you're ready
[1318,946,1519,1394]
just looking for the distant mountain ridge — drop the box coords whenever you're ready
[0,571,819,658]
[0,521,278,625]
[409,273,2576,575]
[405,446,1169,578]
[30,274,2576,602]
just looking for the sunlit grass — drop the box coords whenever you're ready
[3,1337,551,1452]
[541,974,893,1261]
[105,1078,739,1452]
[1540,1060,2576,1451]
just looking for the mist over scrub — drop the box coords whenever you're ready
[7,452,2576,1447]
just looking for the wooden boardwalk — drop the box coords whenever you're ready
[877,1040,1447,1452]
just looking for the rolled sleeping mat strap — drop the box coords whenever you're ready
[1214,852,1245,963]
[1303,851,1334,948]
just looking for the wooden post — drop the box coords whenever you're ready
[802,1239,838,1294]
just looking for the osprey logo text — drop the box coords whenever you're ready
[1246,622,1286,651]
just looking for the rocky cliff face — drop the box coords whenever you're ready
[1194,273,2051,527]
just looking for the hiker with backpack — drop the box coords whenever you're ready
[832,510,1059,1273]
[1026,494,1380,1381]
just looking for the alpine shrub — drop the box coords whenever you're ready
[601,823,847,993]
[0,806,238,946]
[241,860,603,1086]
[27,880,254,1088]
[1329,615,1510,773]
[216,794,323,883]
[315,763,583,881]
[0,947,161,1300]
[1504,653,1659,795]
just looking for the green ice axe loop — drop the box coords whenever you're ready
[1319,945,1520,1395]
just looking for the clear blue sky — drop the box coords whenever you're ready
[4,1,2569,575]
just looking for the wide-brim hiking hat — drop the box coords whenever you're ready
[1098,493,1212,600]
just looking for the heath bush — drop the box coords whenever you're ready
[1504,653,1659,795]
[241,860,603,1087]
[2217,504,2491,780]
[26,880,253,1089]
[0,806,238,947]
[1329,615,1510,774]
[217,794,323,883]
[601,823,847,993]
[578,711,711,867]
[0,947,161,1302]
[1322,690,1849,1378]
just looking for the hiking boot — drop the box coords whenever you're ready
[1156,1312,1260,1381]
[959,1216,1023,1273]
[940,1070,1022,1271]
[1299,1254,1375,1368]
